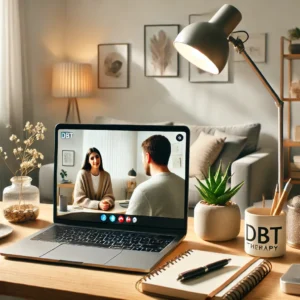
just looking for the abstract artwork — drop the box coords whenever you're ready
[144,25,179,77]
[98,43,129,88]
[188,14,229,83]
[233,33,267,63]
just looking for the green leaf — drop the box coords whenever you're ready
[216,181,244,205]
[196,174,211,190]
[208,164,217,192]
[214,163,231,196]
[214,161,222,187]
[216,193,232,205]
[195,185,213,204]
[229,181,245,197]
[195,180,218,202]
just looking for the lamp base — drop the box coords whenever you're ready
[65,98,81,123]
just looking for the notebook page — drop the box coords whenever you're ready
[143,250,262,299]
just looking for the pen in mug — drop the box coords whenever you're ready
[273,178,292,216]
[270,184,279,215]
[177,258,231,282]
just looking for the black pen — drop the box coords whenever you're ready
[177,258,231,282]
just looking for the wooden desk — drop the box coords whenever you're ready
[0,203,300,300]
[57,200,127,215]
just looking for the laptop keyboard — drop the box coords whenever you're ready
[31,225,174,252]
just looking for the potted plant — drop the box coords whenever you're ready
[194,162,244,242]
[60,169,68,183]
[288,27,300,54]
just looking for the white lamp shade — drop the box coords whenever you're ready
[52,62,93,98]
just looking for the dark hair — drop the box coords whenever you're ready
[82,147,104,171]
[141,135,171,165]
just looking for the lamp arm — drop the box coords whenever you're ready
[228,35,284,195]
[228,36,283,108]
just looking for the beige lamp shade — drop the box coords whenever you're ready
[52,62,93,98]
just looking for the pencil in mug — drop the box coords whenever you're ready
[270,184,279,215]
[272,179,292,216]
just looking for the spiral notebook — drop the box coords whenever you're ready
[136,249,272,300]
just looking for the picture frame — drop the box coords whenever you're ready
[62,150,75,166]
[144,24,179,77]
[188,14,229,83]
[98,43,129,88]
[233,33,267,63]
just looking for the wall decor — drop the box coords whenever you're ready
[233,33,267,63]
[144,24,179,77]
[62,150,75,166]
[98,43,129,88]
[188,14,229,83]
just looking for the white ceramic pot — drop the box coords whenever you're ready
[194,201,241,242]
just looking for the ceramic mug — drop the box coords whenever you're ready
[59,195,68,212]
[244,207,286,257]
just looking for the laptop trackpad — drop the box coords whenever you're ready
[41,244,122,265]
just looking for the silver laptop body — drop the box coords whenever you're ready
[1,124,190,273]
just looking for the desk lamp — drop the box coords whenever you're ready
[174,4,284,195]
[52,62,93,123]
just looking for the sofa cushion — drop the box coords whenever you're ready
[174,123,260,157]
[189,132,225,179]
[94,116,173,126]
[212,130,247,173]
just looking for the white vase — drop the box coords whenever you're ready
[194,201,241,242]
[2,176,40,223]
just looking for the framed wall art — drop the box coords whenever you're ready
[62,150,75,167]
[233,33,267,63]
[144,24,179,77]
[188,14,229,83]
[98,43,129,88]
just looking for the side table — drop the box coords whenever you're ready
[57,183,75,204]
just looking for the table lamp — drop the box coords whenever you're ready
[127,168,137,199]
[174,4,284,195]
[52,62,93,123]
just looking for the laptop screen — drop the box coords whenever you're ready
[54,124,189,230]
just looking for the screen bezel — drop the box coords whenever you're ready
[54,124,190,234]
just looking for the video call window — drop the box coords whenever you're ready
[56,129,187,222]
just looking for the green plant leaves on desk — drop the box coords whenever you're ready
[195,162,244,206]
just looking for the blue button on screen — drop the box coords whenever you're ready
[100,214,107,222]
[109,215,116,222]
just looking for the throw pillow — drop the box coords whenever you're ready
[189,132,225,179]
[212,130,247,173]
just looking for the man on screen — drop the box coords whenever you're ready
[126,135,184,218]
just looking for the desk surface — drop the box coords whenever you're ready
[57,200,127,215]
[0,203,300,300]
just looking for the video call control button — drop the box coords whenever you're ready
[176,134,184,141]
[126,216,131,223]
[109,215,116,222]
[132,217,137,223]
[100,214,107,222]
[118,216,124,223]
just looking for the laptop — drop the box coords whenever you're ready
[1,124,190,273]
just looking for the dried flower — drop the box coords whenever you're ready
[0,121,47,176]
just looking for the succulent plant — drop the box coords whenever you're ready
[288,27,300,40]
[195,162,244,206]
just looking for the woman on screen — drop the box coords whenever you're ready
[74,147,115,210]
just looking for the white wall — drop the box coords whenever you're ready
[136,131,186,183]
[57,129,83,183]
[20,0,300,195]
